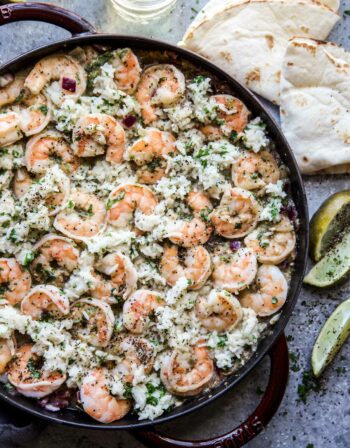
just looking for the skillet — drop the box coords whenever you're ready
[0,3,308,446]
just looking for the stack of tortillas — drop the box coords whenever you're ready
[180,0,350,174]
[180,0,340,105]
[280,38,350,174]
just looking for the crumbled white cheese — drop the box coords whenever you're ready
[165,277,189,305]
[0,170,13,191]
[63,251,96,300]
[154,175,192,203]
[259,197,283,222]
[135,257,166,287]
[187,76,218,123]
[134,210,162,232]
[0,306,30,338]
[241,117,269,152]
[20,164,69,213]
[265,180,286,198]
[87,228,136,254]
[0,143,25,170]
[132,374,176,421]
[208,308,263,369]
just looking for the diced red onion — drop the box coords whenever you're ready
[122,115,137,128]
[283,180,291,195]
[62,77,76,93]
[281,204,298,222]
[38,388,71,412]
[230,240,241,251]
[279,258,290,270]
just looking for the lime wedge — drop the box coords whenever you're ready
[310,190,350,261]
[304,231,350,287]
[312,299,350,377]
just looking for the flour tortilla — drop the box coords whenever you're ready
[189,0,339,27]
[280,38,350,175]
[180,0,339,104]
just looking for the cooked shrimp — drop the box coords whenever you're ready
[24,54,86,101]
[196,289,242,332]
[0,74,25,107]
[69,46,99,68]
[54,190,106,241]
[89,272,115,304]
[17,93,51,137]
[110,48,141,94]
[21,285,70,320]
[80,368,131,423]
[210,187,260,239]
[0,73,14,87]
[13,168,32,198]
[244,216,296,265]
[123,289,164,334]
[161,340,216,396]
[240,265,288,316]
[92,252,137,303]
[71,298,114,348]
[161,244,212,290]
[201,95,250,140]
[13,167,70,216]
[26,131,79,174]
[127,128,176,184]
[110,336,155,383]
[0,112,22,147]
[212,247,257,293]
[0,337,15,374]
[72,113,126,164]
[0,258,31,305]
[232,150,280,192]
[168,191,213,248]
[30,234,79,286]
[136,64,185,124]
[8,344,66,398]
[107,184,157,229]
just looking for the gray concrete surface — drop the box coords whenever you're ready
[1,1,350,446]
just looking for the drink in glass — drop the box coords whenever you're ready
[110,0,178,21]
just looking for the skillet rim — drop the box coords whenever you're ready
[0,33,309,429]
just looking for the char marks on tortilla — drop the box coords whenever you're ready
[180,0,339,105]
[280,37,350,174]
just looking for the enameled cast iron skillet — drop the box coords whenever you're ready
[0,3,309,447]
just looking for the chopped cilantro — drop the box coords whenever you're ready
[23,251,35,267]
[106,191,126,211]
[147,157,162,173]
[193,75,206,84]
[229,130,238,142]
[3,382,14,393]
[27,358,41,379]
[124,382,133,399]
[38,105,48,115]
[86,204,94,216]
[256,386,264,395]
[297,371,319,404]
[199,207,211,222]
[8,228,17,243]
[217,334,228,348]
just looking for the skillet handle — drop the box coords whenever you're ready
[0,2,95,35]
[133,334,289,448]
